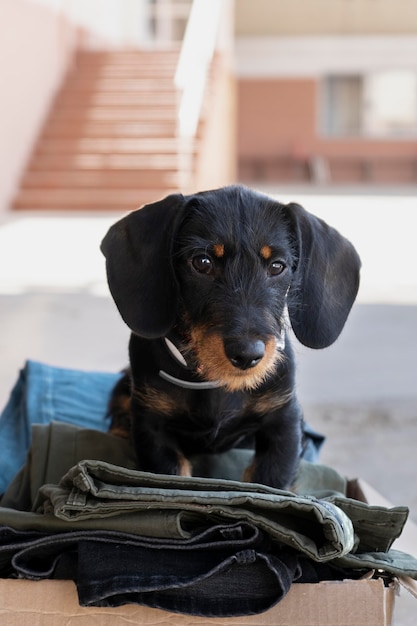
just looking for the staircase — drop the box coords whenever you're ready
[13,49,191,212]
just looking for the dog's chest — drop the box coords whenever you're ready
[167,389,260,453]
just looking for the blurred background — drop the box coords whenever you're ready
[0,1,416,620]
[3,0,417,211]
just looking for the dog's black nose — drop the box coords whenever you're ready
[225,339,265,370]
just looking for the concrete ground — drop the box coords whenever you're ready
[0,186,416,623]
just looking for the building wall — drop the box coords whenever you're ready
[235,0,417,35]
[183,0,237,191]
[0,0,79,214]
[238,77,417,183]
[236,36,417,183]
[238,79,315,158]
[194,58,237,192]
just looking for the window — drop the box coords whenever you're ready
[321,71,417,138]
[322,75,362,136]
[364,70,417,137]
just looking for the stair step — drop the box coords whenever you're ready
[13,188,176,210]
[56,92,177,107]
[75,49,180,60]
[72,57,179,78]
[13,47,191,211]
[42,120,176,138]
[29,153,184,170]
[48,107,177,122]
[74,52,180,68]
[22,169,179,188]
[61,77,176,92]
[35,137,183,155]
[72,67,178,80]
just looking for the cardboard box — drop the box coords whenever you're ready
[2,478,415,626]
[0,577,395,626]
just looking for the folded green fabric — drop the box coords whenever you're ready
[336,549,417,579]
[1,422,136,512]
[38,458,355,562]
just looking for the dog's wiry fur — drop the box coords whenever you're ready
[101,185,361,489]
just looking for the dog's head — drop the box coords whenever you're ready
[101,185,361,391]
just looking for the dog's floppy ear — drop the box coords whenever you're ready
[101,194,186,338]
[284,202,361,349]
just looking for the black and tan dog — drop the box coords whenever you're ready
[101,185,360,489]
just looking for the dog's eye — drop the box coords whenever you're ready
[191,254,214,275]
[268,261,286,276]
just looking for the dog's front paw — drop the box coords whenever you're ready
[242,458,295,491]
[144,452,193,477]
[242,460,256,484]
[177,454,192,477]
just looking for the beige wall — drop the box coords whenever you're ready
[235,36,417,78]
[190,0,237,191]
[0,0,79,213]
[235,0,417,35]
[194,59,236,192]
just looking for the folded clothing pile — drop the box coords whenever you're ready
[0,361,416,617]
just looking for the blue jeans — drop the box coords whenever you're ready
[0,360,122,494]
[0,522,300,616]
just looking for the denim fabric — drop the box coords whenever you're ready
[0,360,323,496]
[0,360,122,494]
[0,522,263,578]
[76,535,299,615]
[0,522,300,616]
[301,422,325,462]
[2,519,417,594]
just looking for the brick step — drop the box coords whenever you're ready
[29,153,184,170]
[42,120,177,138]
[13,47,189,212]
[61,77,175,92]
[72,60,179,71]
[48,107,177,122]
[75,50,180,62]
[56,91,177,107]
[71,67,178,80]
[35,137,185,155]
[21,169,179,188]
[72,59,179,77]
[12,188,175,211]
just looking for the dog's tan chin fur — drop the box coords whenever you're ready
[219,367,277,392]
[189,328,283,392]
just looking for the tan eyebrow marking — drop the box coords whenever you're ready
[260,245,272,260]
[213,244,225,258]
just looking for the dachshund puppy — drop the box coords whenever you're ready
[101,185,360,489]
